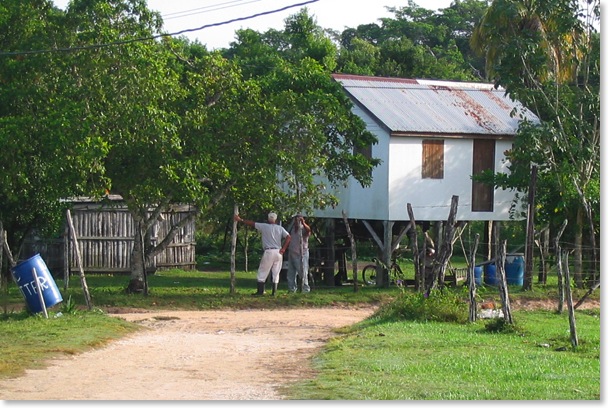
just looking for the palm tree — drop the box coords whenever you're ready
[470,0,585,85]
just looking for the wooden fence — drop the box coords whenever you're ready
[21,199,196,276]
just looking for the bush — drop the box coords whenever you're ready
[371,288,469,323]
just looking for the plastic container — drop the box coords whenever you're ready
[474,265,483,286]
[11,254,63,313]
[484,263,497,286]
[505,253,525,286]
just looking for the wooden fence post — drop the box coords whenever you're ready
[523,165,537,290]
[66,210,92,310]
[468,234,480,322]
[230,204,238,294]
[497,240,513,325]
[554,219,568,313]
[429,195,458,294]
[562,252,579,348]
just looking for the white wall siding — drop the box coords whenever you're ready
[312,133,522,222]
[387,137,522,221]
[313,104,391,220]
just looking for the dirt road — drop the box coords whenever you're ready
[0,307,376,401]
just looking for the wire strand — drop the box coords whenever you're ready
[0,0,319,57]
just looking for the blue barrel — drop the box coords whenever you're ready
[505,253,525,286]
[11,254,63,314]
[474,266,483,286]
[484,263,497,286]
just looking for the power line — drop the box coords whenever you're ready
[162,0,264,20]
[0,0,319,57]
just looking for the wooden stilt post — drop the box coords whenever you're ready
[406,204,420,291]
[342,211,358,293]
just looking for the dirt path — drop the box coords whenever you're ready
[0,306,376,401]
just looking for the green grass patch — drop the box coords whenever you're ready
[285,292,600,400]
[0,309,141,379]
[3,269,397,312]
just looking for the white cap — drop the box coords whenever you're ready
[268,212,277,221]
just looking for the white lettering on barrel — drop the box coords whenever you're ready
[15,277,49,296]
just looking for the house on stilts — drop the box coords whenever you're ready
[307,74,540,286]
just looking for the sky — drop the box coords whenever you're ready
[52,0,454,50]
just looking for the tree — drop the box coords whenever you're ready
[471,0,600,287]
[0,0,109,263]
[335,0,490,80]
[224,9,380,217]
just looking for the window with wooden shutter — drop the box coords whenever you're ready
[422,139,444,179]
[472,139,495,212]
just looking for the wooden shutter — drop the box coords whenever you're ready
[422,140,444,179]
[472,139,495,212]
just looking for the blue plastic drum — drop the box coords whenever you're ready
[505,253,525,286]
[11,254,63,313]
[484,263,497,286]
[474,265,483,286]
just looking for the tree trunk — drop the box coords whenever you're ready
[126,205,196,294]
[127,219,146,294]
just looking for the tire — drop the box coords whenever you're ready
[362,264,377,285]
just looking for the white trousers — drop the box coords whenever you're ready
[257,249,283,284]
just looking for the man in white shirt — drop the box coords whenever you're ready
[234,212,291,296]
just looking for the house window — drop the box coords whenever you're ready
[472,139,495,212]
[422,140,444,179]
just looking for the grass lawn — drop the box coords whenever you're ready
[284,305,600,400]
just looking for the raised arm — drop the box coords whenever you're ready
[234,214,255,228]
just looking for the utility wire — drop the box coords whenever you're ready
[162,0,264,20]
[0,0,319,57]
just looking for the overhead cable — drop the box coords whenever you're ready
[0,0,319,57]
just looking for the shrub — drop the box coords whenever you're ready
[372,288,469,323]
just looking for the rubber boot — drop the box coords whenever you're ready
[271,282,279,296]
[253,281,265,296]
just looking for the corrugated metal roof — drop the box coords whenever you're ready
[332,74,539,136]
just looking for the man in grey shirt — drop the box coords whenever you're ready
[287,214,312,293]
[234,212,291,296]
